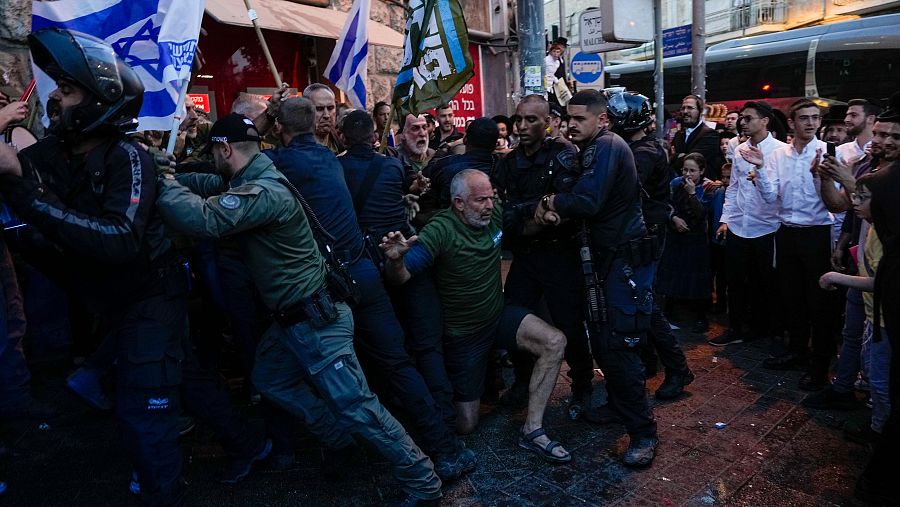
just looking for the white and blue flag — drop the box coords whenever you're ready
[31,0,205,131]
[323,0,371,109]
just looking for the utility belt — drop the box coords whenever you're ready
[273,285,340,329]
[608,234,661,268]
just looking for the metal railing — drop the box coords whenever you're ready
[707,0,787,35]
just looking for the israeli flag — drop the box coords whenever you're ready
[31,0,205,132]
[323,0,370,110]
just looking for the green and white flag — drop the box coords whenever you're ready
[392,0,473,115]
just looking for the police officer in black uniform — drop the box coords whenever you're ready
[492,95,595,418]
[535,90,658,467]
[607,91,695,400]
[0,28,187,505]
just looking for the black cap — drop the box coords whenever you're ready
[549,103,565,118]
[208,113,261,146]
[552,37,568,46]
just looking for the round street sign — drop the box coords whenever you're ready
[571,52,604,84]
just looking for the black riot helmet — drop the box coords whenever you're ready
[28,27,144,136]
[606,91,653,136]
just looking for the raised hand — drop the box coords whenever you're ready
[738,145,764,167]
[380,231,418,260]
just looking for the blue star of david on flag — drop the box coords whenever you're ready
[31,0,206,131]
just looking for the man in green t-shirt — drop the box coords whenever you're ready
[381,169,571,463]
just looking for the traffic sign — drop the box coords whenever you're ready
[579,8,639,54]
[571,52,604,84]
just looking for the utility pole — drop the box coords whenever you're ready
[517,0,545,96]
[691,0,706,99]
[653,0,664,139]
[558,0,567,84]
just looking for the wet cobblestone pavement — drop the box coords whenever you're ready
[0,316,877,506]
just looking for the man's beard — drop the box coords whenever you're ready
[46,98,65,136]
[682,116,699,128]
[462,206,491,228]
[847,122,864,137]
[404,139,427,157]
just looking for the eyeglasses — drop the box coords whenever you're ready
[740,115,760,122]
[795,115,821,123]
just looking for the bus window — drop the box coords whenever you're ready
[708,51,806,102]
[816,49,900,102]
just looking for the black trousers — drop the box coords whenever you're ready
[726,230,777,337]
[775,225,838,377]
[504,247,594,395]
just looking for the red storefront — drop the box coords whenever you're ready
[188,0,403,119]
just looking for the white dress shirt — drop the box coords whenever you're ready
[760,138,834,227]
[720,133,787,238]
[836,138,869,166]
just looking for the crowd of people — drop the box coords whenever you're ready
[0,27,899,507]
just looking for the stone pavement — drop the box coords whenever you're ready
[0,317,877,506]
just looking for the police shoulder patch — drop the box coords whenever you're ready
[219,194,241,210]
[557,149,575,170]
[582,145,597,168]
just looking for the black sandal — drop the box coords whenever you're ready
[518,427,572,463]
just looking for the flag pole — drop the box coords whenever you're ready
[378,105,395,154]
[243,0,283,87]
[165,78,191,154]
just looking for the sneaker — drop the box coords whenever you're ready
[433,445,477,482]
[583,403,621,425]
[708,330,744,347]
[129,471,141,496]
[802,386,859,410]
[66,367,113,411]
[217,438,273,484]
[691,319,709,334]
[655,370,695,400]
[798,372,827,392]
[762,352,806,371]
[385,493,441,507]
[267,449,296,471]
[623,437,658,468]
[567,390,592,421]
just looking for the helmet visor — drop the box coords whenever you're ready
[71,33,123,103]
[607,92,629,121]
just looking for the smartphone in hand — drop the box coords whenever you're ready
[826,142,836,158]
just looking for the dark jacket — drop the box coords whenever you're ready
[339,144,415,239]
[264,133,364,259]
[0,135,173,313]
[553,130,647,249]
[493,137,579,250]
[630,136,673,226]
[673,123,724,180]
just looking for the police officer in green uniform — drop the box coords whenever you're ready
[154,113,442,507]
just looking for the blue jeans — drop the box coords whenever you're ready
[252,302,442,500]
[833,288,866,393]
[861,321,892,433]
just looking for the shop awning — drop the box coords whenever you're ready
[205,0,404,48]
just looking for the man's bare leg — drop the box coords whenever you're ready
[515,314,567,458]
[455,401,480,435]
